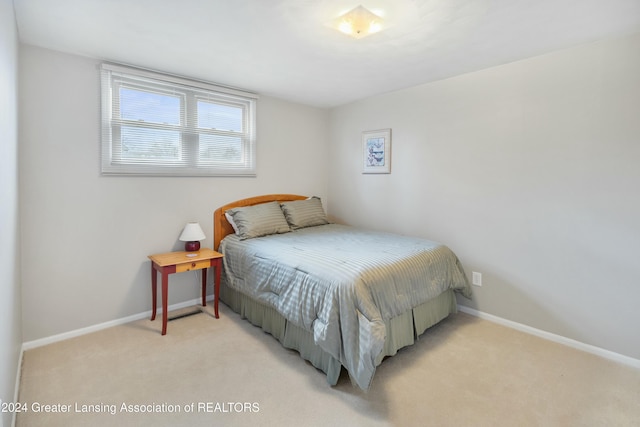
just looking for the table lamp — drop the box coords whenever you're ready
[179,222,206,252]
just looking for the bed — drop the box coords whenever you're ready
[213,194,471,390]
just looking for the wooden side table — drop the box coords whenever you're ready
[148,248,224,335]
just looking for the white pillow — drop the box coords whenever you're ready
[225,211,239,234]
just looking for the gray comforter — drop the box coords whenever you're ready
[220,224,471,389]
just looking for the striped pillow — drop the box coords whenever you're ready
[226,201,291,240]
[280,197,329,230]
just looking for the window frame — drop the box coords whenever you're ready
[100,63,258,176]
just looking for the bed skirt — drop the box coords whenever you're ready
[220,280,457,386]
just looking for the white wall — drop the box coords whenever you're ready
[19,45,329,342]
[0,0,22,425]
[328,33,640,360]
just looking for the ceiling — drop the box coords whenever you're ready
[14,0,640,108]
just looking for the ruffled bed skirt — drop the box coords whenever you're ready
[220,280,457,386]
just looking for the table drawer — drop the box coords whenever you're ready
[176,259,210,273]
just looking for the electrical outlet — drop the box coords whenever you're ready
[472,271,482,286]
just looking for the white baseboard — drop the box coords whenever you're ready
[21,295,214,351]
[457,304,640,370]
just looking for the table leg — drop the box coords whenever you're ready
[214,259,221,319]
[201,267,207,307]
[151,263,157,321]
[162,270,169,335]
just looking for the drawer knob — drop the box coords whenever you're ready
[191,262,196,267]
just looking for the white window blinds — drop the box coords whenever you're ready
[100,63,258,176]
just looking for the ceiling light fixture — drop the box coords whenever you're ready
[333,5,384,39]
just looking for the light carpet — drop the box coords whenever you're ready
[16,304,640,426]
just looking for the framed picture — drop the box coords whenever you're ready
[362,128,391,174]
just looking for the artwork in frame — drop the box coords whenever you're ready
[362,128,391,174]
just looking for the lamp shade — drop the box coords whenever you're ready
[179,222,206,251]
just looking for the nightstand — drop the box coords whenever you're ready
[148,248,224,335]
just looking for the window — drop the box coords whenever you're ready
[100,63,257,176]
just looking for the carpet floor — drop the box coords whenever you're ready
[16,304,640,426]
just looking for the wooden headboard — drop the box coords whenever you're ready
[213,194,307,251]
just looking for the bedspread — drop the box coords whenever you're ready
[220,224,471,389]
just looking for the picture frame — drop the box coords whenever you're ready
[362,128,391,174]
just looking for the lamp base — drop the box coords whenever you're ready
[185,241,200,252]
